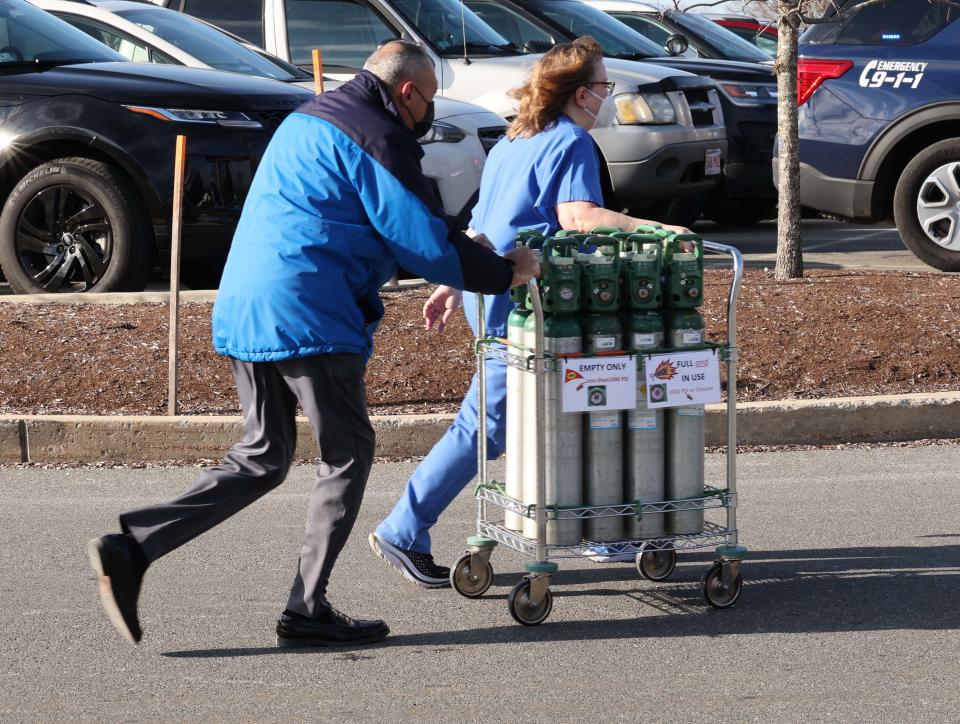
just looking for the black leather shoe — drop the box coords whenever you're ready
[276,607,389,648]
[87,534,147,644]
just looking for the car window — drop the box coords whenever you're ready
[180,0,264,46]
[285,0,398,68]
[611,12,671,46]
[666,11,770,62]
[58,14,156,63]
[0,0,122,65]
[390,0,514,55]
[115,6,296,80]
[724,25,777,56]
[803,0,959,45]
[464,0,554,52]
[525,0,665,58]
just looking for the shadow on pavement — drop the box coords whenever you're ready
[161,542,960,658]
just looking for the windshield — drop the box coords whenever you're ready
[667,11,770,62]
[114,7,298,80]
[525,0,665,58]
[390,0,516,55]
[0,0,122,66]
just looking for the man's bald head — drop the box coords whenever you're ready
[363,40,435,89]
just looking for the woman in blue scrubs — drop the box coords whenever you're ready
[370,36,688,587]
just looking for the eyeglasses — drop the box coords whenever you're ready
[586,81,616,95]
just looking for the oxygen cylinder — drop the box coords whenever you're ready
[523,314,584,543]
[623,310,666,540]
[665,310,706,535]
[582,312,624,542]
[505,304,530,531]
[520,244,543,537]
[522,240,583,544]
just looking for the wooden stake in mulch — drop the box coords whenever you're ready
[312,48,324,95]
[168,134,186,416]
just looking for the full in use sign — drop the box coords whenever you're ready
[643,349,721,409]
[561,355,636,413]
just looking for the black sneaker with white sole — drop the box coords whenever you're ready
[369,532,450,588]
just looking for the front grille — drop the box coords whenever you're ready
[248,109,295,133]
[477,126,506,155]
[681,88,716,127]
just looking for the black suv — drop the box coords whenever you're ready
[466,0,779,224]
[0,0,312,293]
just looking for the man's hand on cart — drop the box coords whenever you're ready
[505,246,540,288]
[423,285,463,333]
[660,223,691,235]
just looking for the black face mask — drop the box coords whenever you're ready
[410,86,435,139]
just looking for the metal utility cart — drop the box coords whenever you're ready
[450,241,746,625]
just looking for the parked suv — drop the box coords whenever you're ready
[467,0,778,223]
[585,1,773,64]
[780,0,960,270]
[32,0,507,229]
[0,0,314,292]
[153,0,728,225]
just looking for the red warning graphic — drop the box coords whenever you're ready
[653,359,677,381]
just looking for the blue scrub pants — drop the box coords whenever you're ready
[376,357,506,553]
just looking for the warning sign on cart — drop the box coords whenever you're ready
[643,349,721,409]
[561,355,636,412]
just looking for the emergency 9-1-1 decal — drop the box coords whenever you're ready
[859,60,927,89]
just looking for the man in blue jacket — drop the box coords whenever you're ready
[86,41,539,648]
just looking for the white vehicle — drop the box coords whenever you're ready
[31,0,506,225]
[151,0,728,223]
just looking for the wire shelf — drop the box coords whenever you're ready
[477,484,733,520]
[477,520,734,559]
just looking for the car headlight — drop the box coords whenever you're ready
[123,106,263,129]
[718,82,778,106]
[614,92,677,125]
[419,120,467,145]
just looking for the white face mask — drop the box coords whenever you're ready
[584,88,618,129]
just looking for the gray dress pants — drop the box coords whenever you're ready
[119,354,375,617]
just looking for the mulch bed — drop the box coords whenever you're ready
[2,269,959,416]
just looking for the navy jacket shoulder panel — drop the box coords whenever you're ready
[295,71,444,218]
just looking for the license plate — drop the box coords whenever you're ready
[705,148,722,176]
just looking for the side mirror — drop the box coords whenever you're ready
[523,39,555,53]
[665,33,689,56]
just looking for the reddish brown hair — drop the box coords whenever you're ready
[507,36,603,140]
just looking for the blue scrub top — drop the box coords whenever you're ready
[465,114,603,337]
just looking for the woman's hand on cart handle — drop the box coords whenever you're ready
[423,285,463,333]
[505,246,541,287]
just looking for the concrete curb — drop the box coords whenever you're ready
[4,391,960,464]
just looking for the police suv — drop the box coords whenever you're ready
[779,0,960,271]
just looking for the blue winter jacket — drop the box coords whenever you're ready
[212,71,513,362]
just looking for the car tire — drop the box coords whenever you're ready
[0,157,154,293]
[893,138,960,272]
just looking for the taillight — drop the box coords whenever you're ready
[797,58,853,105]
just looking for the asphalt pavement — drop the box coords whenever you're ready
[2,446,959,721]
[700,218,926,272]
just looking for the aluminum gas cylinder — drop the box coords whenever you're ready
[505,304,530,531]
[623,310,666,540]
[665,310,706,535]
[582,312,624,542]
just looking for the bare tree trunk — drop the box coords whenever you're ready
[774,0,804,280]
